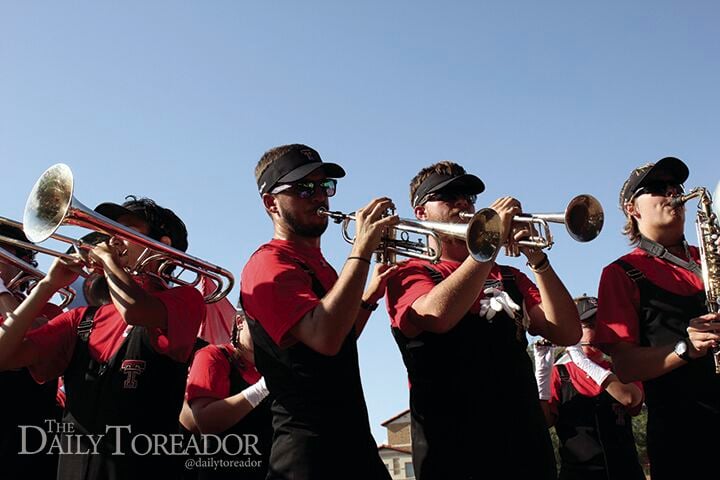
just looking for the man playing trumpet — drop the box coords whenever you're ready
[384,161,581,480]
[0,196,205,479]
[241,143,398,480]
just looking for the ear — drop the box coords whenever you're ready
[624,201,639,219]
[262,193,279,215]
[159,235,172,247]
[414,205,428,220]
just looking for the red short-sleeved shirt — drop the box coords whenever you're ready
[595,247,703,347]
[385,258,543,336]
[241,239,337,345]
[185,344,262,403]
[548,358,644,417]
[25,283,205,383]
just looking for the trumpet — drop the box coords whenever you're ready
[19,164,234,303]
[460,194,604,260]
[317,207,501,263]
[0,244,76,309]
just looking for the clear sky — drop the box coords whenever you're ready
[1,1,718,443]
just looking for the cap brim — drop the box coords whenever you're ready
[278,162,346,183]
[427,174,485,196]
[94,202,137,221]
[580,308,598,321]
[640,156,690,187]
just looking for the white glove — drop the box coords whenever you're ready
[0,277,10,296]
[533,342,555,400]
[478,288,521,321]
[242,376,269,408]
[566,344,612,387]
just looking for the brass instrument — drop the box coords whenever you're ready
[0,244,76,309]
[318,207,501,263]
[20,164,234,303]
[460,194,604,260]
[670,187,720,373]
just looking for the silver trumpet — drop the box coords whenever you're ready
[0,244,76,309]
[18,164,234,303]
[317,207,502,263]
[460,194,605,260]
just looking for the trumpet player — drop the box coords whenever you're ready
[384,161,581,480]
[0,196,206,480]
[594,157,720,480]
[0,224,63,480]
[241,144,398,480]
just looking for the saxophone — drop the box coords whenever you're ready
[671,187,720,373]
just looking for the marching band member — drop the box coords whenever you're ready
[534,296,645,480]
[179,308,272,479]
[594,157,720,480]
[384,161,581,479]
[0,224,63,479]
[241,144,397,480]
[0,197,205,479]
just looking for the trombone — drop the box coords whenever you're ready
[319,194,603,264]
[19,164,234,303]
[0,244,76,309]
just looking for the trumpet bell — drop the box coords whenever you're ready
[465,209,503,262]
[564,194,604,243]
[24,163,75,243]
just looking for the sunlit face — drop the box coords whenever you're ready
[625,174,685,233]
[416,190,476,224]
[272,171,332,238]
[580,323,603,360]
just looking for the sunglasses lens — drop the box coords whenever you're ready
[295,183,315,199]
[322,179,337,197]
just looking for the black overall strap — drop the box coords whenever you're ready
[76,306,99,341]
[613,259,647,284]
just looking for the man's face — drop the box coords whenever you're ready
[272,171,333,238]
[109,214,154,268]
[418,189,477,224]
[627,173,685,231]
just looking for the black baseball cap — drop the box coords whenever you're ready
[412,172,485,207]
[94,197,189,252]
[574,295,598,322]
[257,145,346,195]
[619,157,689,209]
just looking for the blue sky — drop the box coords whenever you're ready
[2,1,718,442]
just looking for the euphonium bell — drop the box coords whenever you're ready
[22,164,234,303]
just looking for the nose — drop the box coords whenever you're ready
[454,196,470,210]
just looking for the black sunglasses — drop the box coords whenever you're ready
[631,180,684,201]
[271,179,337,199]
[422,191,477,206]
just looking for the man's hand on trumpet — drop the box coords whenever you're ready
[489,196,522,258]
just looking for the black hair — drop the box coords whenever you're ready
[0,224,37,265]
[121,196,189,252]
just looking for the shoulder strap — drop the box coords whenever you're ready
[293,259,327,298]
[612,259,646,284]
[557,363,570,382]
[76,306,99,341]
[499,265,515,281]
[423,265,444,285]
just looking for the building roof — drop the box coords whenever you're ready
[381,408,411,426]
[377,444,412,455]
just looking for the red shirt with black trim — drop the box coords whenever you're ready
[25,282,205,383]
[186,344,262,402]
[595,246,702,347]
[385,258,542,336]
[241,239,337,345]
